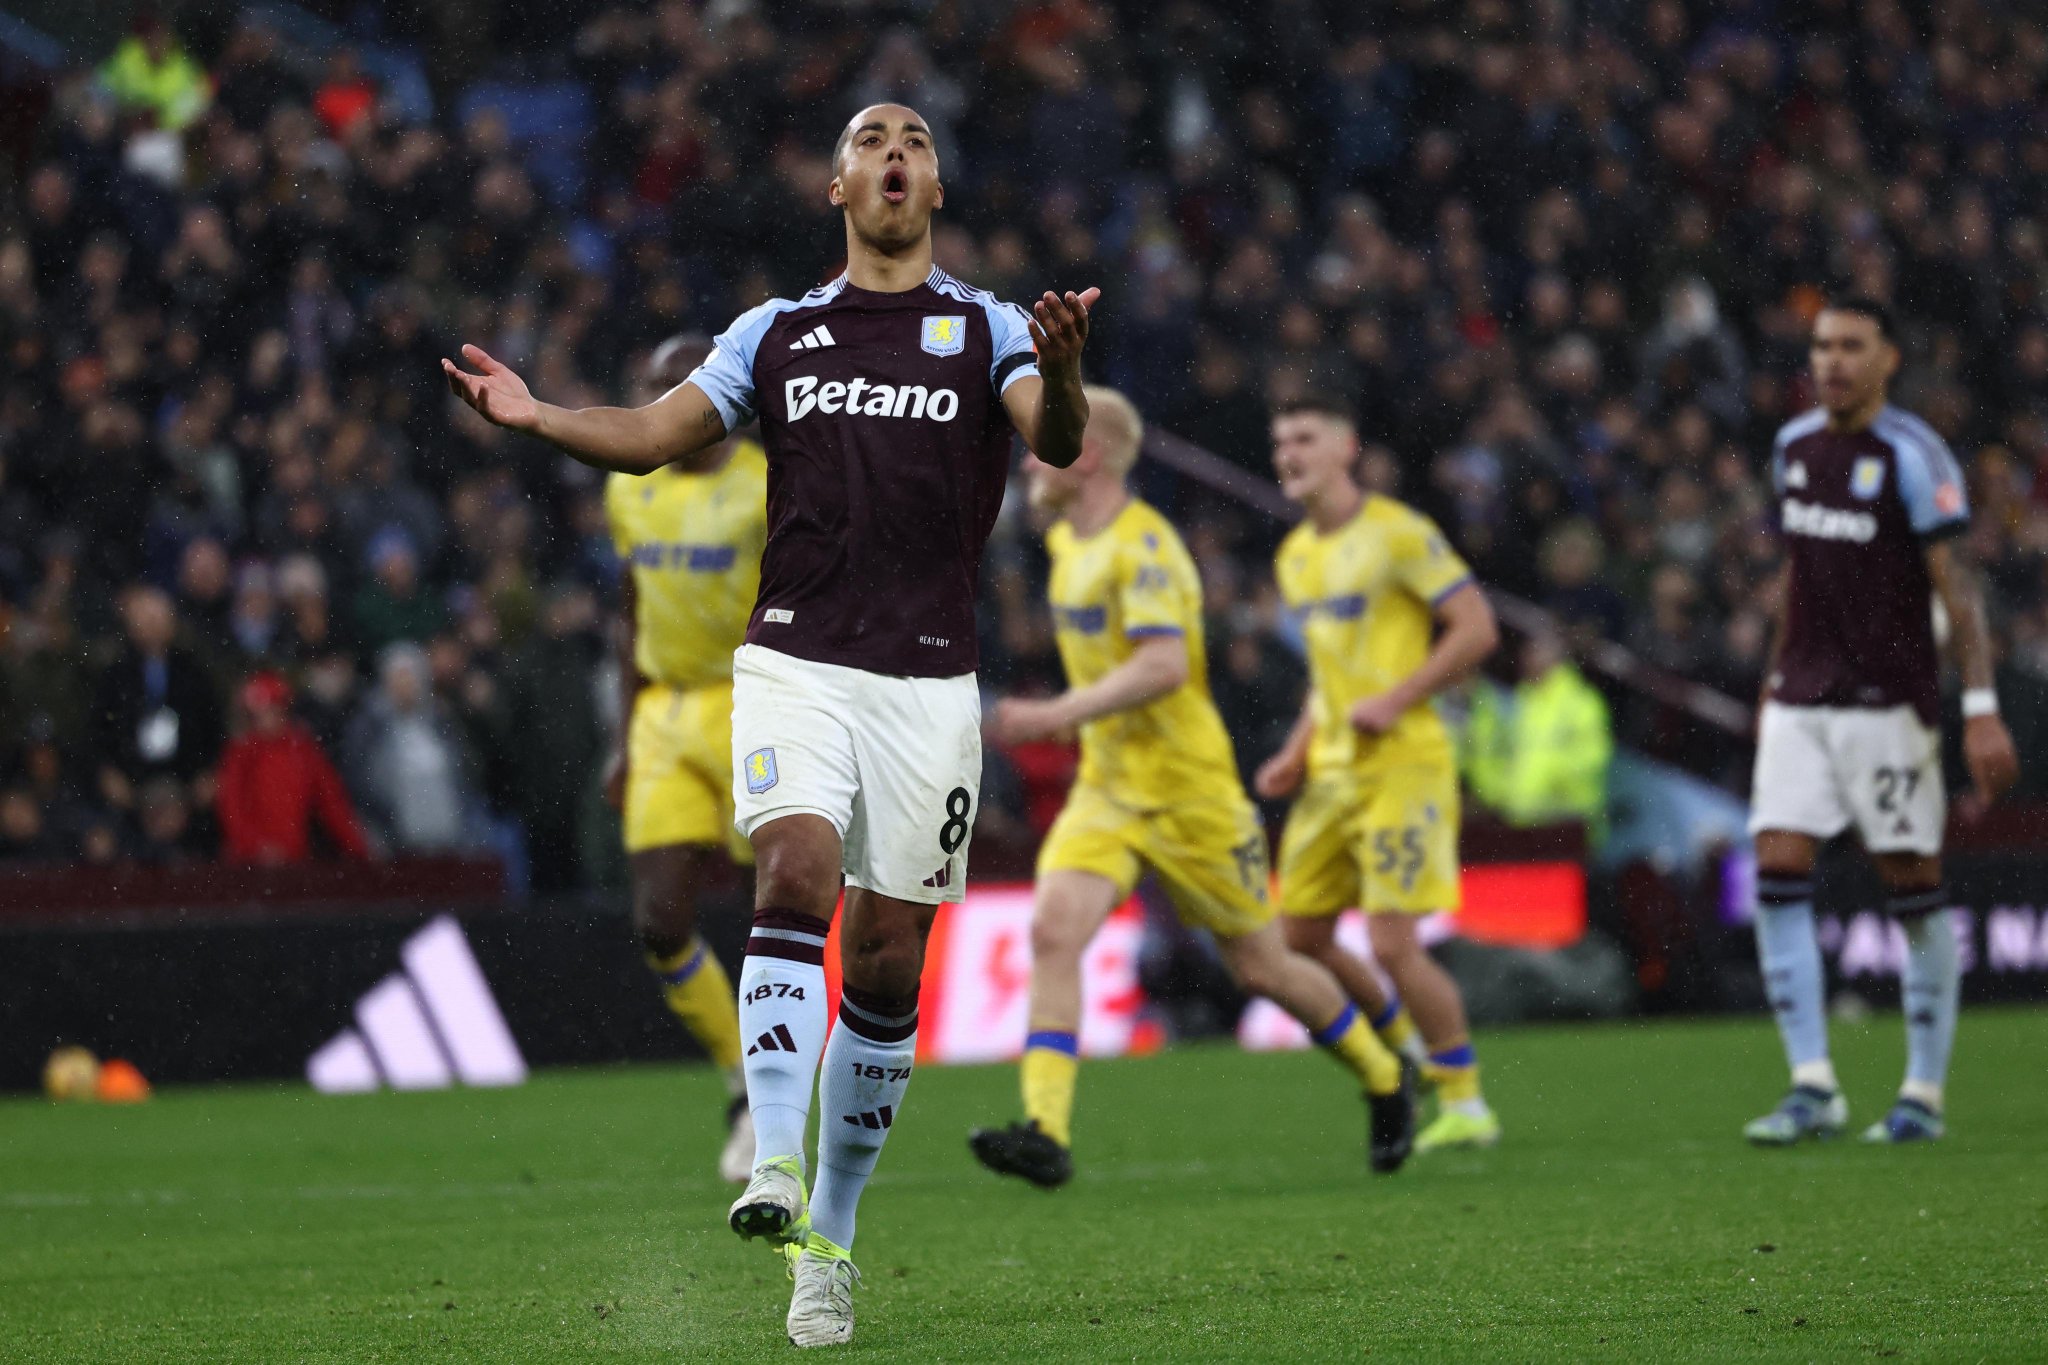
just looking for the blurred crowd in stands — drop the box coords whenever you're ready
[4,0,2048,884]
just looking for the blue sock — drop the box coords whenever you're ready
[1753,885,1831,1087]
[1899,908,1959,1109]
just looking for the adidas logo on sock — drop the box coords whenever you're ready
[843,1105,896,1130]
[788,325,837,350]
[748,1023,800,1056]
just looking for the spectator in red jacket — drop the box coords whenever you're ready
[215,672,370,864]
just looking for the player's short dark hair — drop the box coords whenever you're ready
[1820,295,1898,343]
[1270,392,1357,428]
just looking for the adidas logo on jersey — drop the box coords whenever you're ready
[789,325,837,350]
[785,374,960,424]
[1783,497,1878,544]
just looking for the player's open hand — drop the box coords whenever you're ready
[1963,713,2019,810]
[442,344,540,432]
[1028,288,1101,378]
[1349,693,1405,735]
[1253,749,1305,801]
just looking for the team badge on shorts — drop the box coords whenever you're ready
[744,747,779,794]
[921,315,967,357]
[1851,456,1887,500]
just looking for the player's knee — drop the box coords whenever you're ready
[844,939,924,999]
[1216,935,1284,999]
[751,836,840,917]
[1230,958,1284,1001]
[1280,915,1326,956]
[1753,830,1818,881]
[638,922,689,960]
[1366,918,1419,969]
[1875,853,1941,891]
[1029,906,1090,964]
[839,914,924,998]
[1876,854,1944,918]
[633,890,696,959]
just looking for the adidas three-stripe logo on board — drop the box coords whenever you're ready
[305,916,527,1094]
[789,325,837,350]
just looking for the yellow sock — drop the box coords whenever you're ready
[1428,1042,1482,1105]
[1376,1006,1420,1058]
[1317,1006,1401,1095]
[650,940,743,1072]
[1020,1030,1080,1147]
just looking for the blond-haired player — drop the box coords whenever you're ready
[602,334,768,1182]
[968,386,1416,1187]
[1257,394,1504,1154]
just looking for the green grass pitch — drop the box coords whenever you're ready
[5,1010,2046,1362]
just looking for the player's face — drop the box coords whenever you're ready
[1809,309,1899,417]
[1271,413,1358,505]
[830,105,942,252]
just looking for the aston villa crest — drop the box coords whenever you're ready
[921,315,966,356]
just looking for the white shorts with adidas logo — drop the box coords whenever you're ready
[1749,702,1945,856]
[730,643,980,904]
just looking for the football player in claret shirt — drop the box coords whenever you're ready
[445,103,1099,1349]
[969,386,1415,1190]
[1257,394,1505,1155]
[1742,298,2017,1147]
[601,334,768,1185]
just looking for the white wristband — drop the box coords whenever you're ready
[1962,688,2000,719]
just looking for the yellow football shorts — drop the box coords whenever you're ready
[1278,762,1461,917]
[623,682,750,862]
[1037,783,1273,938]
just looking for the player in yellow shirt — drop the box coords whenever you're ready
[1256,394,1504,1153]
[968,386,1416,1188]
[602,335,769,1182]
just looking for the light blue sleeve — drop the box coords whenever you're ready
[1889,416,1970,536]
[983,298,1041,394]
[1769,428,1787,497]
[684,303,782,432]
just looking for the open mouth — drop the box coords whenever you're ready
[882,169,908,204]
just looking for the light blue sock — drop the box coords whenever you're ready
[738,912,833,1172]
[1753,888,1831,1086]
[809,987,918,1252]
[1899,909,1959,1109]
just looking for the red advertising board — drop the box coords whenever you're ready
[822,862,1585,1063]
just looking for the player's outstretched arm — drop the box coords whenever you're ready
[1926,540,2020,805]
[1351,583,1501,734]
[441,344,727,475]
[1004,288,1101,468]
[990,634,1187,745]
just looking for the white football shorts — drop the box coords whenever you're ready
[1749,702,1944,856]
[730,643,980,904]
